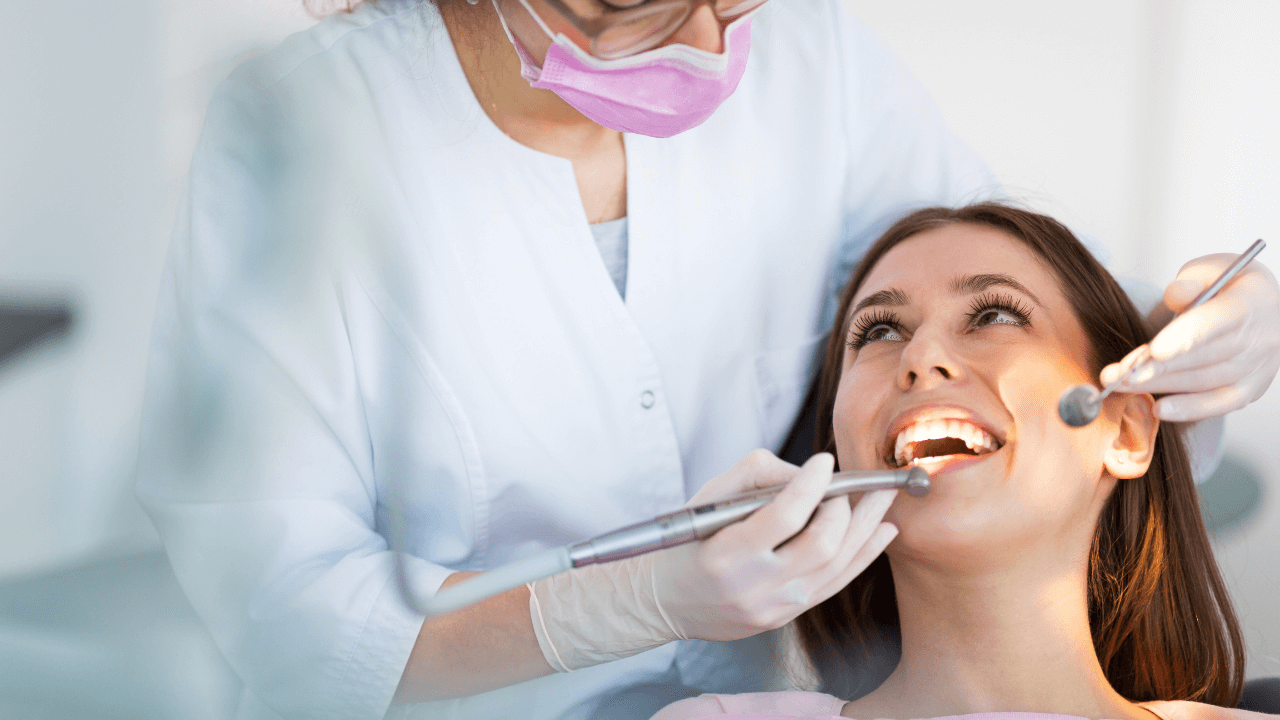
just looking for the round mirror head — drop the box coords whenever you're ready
[1058,384,1101,427]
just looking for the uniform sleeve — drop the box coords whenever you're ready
[135,73,447,720]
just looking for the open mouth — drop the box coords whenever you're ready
[889,418,1003,469]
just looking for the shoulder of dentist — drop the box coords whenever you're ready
[134,0,1280,719]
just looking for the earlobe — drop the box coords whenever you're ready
[1102,393,1159,480]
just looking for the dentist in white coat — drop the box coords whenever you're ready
[136,0,1280,718]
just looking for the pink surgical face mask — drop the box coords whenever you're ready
[492,0,755,138]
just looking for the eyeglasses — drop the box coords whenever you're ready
[528,0,769,60]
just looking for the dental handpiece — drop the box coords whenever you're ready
[565,466,930,567]
[1058,238,1266,428]
[416,467,930,616]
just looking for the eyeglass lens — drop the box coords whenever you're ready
[590,0,769,59]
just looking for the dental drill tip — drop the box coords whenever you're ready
[1058,384,1101,427]
[905,466,931,497]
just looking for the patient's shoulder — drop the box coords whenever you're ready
[1144,700,1279,720]
[650,691,846,719]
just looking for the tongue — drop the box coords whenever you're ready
[914,437,974,460]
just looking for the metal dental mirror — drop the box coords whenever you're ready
[1058,239,1266,428]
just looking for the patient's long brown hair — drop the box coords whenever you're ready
[794,203,1245,706]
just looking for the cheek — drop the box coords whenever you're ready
[998,353,1108,523]
[831,373,886,470]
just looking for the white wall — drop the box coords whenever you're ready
[0,0,315,576]
[0,0,165,575]
[845,0,1156,277]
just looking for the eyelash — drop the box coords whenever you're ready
[966,292,1033,329]
[845,292,1033,351]
[847,310,902,351]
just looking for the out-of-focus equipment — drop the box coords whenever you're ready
[0,301,74,369]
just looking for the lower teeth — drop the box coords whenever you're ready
[910,453,978,466]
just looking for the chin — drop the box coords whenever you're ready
[889,500,1014,562]
[883,456,1024,569]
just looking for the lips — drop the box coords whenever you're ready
[882,406,1006,469]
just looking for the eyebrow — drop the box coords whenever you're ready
[849,273,1045,317]
[851,288,910,315]
[949,273,1045,309]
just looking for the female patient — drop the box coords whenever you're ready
[654,203,1270,719]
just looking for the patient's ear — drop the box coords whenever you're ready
[1103,393,1159,479]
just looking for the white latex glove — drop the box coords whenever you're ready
[527,450,898,671]
[1102,253,1280,422]
[651,450,898,642]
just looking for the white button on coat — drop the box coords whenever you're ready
[135,0,999,718]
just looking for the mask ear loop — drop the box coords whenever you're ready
[490,0,523,45]
[512,0,560,39]
[490,0,548,79]
[491,0,560,42]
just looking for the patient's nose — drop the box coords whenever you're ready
[898,328,965,391]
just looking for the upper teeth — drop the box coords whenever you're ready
[893,418,999,467]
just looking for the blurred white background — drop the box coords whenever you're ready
[0,0,1276,716]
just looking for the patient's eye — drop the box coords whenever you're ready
[967,292,1032,330]
[848,310,905,351]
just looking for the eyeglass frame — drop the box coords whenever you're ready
[518,0,767,59]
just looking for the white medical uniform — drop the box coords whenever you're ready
[135,0,999,717]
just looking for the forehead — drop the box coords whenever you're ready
[855,224,1059,305]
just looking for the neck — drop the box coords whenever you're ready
[438,0,620,156]
[844,549,1147,720]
